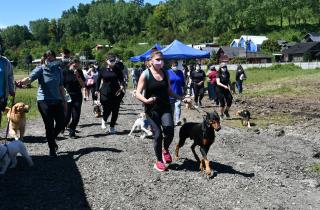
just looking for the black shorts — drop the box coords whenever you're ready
[217,88,233,107]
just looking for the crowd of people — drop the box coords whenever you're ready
[3,45,247,171]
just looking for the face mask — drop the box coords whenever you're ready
[152,60,163,69]
[195,67,200,71]
[222,67,227,72]
[172,66,177,71]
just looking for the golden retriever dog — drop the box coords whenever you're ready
[5,102,30,140]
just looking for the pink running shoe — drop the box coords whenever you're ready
[162,150,172,164]
[154,161,168,171]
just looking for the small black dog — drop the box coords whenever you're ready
[237,109,251,128]
[175,111,221,176]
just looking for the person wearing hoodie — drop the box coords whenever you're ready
[168,61,185,126]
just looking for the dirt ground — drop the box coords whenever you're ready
[0,88,320,209]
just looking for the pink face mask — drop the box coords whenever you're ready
[152,60,163,69]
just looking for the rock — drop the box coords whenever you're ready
[275,129,285,137]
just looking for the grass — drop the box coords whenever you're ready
[1,71,39,129]
[224,65,320,128]
[309,163,320,175]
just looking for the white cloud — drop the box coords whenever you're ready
[0,23,7,29]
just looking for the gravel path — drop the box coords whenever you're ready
[1,93,319,209]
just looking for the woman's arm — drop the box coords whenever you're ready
[75,70,85,88]
[216,78,229,89]
[135,73,155,105]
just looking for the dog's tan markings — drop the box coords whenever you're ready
[200,159,205,172]
[203,138,210,146]
[175,145,180,160]
[204,159,211,175]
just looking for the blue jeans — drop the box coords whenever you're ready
[170,100,181,123]
[236,80,243,94]
[207,82,218,100]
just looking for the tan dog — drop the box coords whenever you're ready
[5,102,30,140]
[184,97,193,109]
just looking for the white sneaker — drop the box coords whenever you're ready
[101,119,106,129]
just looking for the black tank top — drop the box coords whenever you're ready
[144,68,171,113]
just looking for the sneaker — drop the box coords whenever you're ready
[224,110,230,118]
[101,119,106,129]
[154,161,168,172]
[220,114,225,120]
[69,129,76,139]
[199,101,203,107]
[194,103,199,109]
[162,150,172,164]
[49,149,57,158]
[106,127,116,135]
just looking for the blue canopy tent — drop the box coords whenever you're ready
[130,43,162,62]
[160,40,210,59]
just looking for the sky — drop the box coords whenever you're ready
[0,0,160,28]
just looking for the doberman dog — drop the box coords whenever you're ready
[175,111,221,176]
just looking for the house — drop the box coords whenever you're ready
[304,33,320,42]
[230,39,240,47]
[246,52,272,63]
[282,42,320,62]
[216,46,246,63]
[237,35,268,52]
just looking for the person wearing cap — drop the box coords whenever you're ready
[63,57,85,138]
[18,50,66,157]
[95,54,125,134]
[207,65,219,105]
[190,63,206,108]
[216,63,233,119]
[0,44,15,126]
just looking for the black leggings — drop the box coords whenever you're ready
[101,97,121,127]
[37,101,65,150]
[65,96,82,130]
[217,88,233,107]
[148,111,174,162]
[193,83,205,104]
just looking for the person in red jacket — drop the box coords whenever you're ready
[207,65,219,105]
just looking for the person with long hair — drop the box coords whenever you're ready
[95,54,125,134]
[135,51,186,172]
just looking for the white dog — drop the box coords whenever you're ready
[0,140,34,175]
[128,113,153,139]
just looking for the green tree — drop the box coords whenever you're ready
[29,19,50,45]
